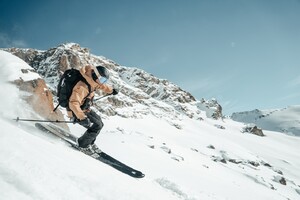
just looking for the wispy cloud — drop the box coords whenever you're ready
[230,42,236,48]
[287,75,300,88]
[182,77,219,93]
[278,93,300,102]
[221,99,244,115]
[95,27,102,35]
[0,32,27,48]
[180,73,235,94]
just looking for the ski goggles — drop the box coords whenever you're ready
[92,72,108,84]
[99,76,108,84]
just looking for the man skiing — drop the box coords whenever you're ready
[67,65,118,153]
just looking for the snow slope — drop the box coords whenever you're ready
[1,50,300,200]
[0,50,41,121]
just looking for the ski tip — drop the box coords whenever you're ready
[132,171,145,178]
[139,174,145,178]
[137,174,145,178]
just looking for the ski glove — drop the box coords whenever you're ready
[81,98,92,110]
[78,118,91,128]
[112,88,119,95]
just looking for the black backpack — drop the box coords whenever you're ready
[53,68,91,111]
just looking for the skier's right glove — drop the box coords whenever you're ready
[71,116,79,124]
[78,118,91,128]
[112,88,119,95]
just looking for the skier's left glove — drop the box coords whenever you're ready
[81,98,93,110]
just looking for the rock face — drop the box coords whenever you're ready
[3,43,223,122]
[242,124,264,137]
[13,77,67,130]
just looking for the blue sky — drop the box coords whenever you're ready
[1,0,300,115]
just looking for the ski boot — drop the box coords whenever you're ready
[91,144,102,154]
[79,145,95,155]
[78,145,99,158]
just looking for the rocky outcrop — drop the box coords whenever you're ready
[5,48,40,65]
[117,67,196,104]
[13,77,67,130]
[242,124,264,137]
[197,98,223,119]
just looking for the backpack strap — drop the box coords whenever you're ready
[53,77,92,113]
[81,77,92,99]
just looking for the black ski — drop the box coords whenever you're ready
[35,123,145,178]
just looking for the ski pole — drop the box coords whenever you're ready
[93,94,112,102]
[13,117,75,123]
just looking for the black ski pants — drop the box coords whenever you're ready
[78,110,103,148]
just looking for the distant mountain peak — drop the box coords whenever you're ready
[231,106,300,136]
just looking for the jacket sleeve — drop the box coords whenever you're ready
[69,84,90,120]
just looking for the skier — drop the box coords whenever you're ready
[67,65,118,154]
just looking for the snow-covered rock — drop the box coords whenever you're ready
[241,124,265,137]
[197,98,223,119]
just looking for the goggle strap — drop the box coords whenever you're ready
[91,65,101,78]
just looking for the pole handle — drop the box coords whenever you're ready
[93,94,111,102]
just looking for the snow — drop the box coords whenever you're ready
[0,50,41,121]
[0,50,40,82]
[1,50,300,200]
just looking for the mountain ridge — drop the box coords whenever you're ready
[2,43,223,125]
[231,106,300,136]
